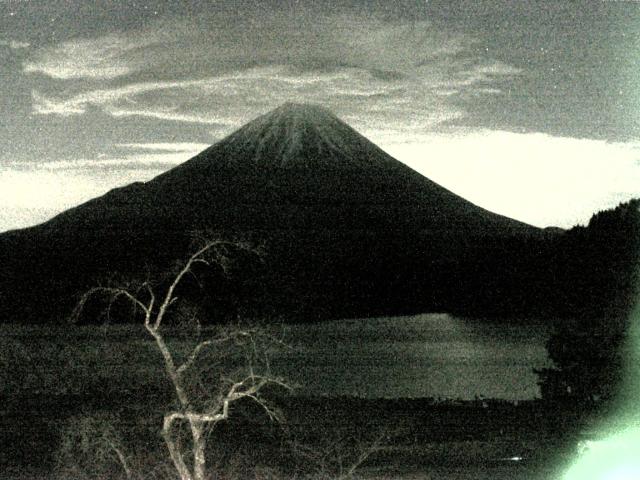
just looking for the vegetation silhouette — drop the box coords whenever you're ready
[535,199,640,404]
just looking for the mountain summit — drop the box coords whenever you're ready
[0,103,541,323]
[212,102,397,169]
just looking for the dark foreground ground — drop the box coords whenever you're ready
[0,325,597,479]
[1,392,594,479]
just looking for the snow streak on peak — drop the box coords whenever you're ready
[220,103,390,169]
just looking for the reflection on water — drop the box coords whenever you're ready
[274,313,551,400]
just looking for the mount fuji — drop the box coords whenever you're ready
[0,103,543,323]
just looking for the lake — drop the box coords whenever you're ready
[0,314,557,478]
[276,313,551,400]
[0,313,551,401]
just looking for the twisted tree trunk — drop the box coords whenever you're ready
[74,240,288,480]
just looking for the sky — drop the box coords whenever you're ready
[0,0,639,231]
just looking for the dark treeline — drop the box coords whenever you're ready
[532,199,639,404]
[0,200,637,328]
[216,198,640,325]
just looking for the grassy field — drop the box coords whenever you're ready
[0,324,586,479]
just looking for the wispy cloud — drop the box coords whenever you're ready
[31,78,212,116]
[114,142,210,153]
[0,143,207,231]
[22,29,172,79]
[474,62,523,76]
[24,16,523,138]
[30,57,519,140]
[0,167,154,232]
[31,91,86,116]
[0,39,30,49]
[444,60,523,88]
[5,143,207,173]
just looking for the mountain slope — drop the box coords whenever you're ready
[40,103,534,235]
[0,103,542,324]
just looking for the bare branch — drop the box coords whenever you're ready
[244,394,284,423]
[176,330,252,376]
[103,436,133,480]
[141,282,156,326]
[154,240,254,329]
[288,429,389,480]
[144,323,188,407]
[72,237,283,480]
[71,286,151,324]
[162,414,194,480]
[341,431,386,479]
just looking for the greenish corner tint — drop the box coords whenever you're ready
[561,427,640,480]
[562,273,640,479]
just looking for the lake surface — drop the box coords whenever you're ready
[1,313,551,401]
[0,314,559,480]
[276,313,551,400]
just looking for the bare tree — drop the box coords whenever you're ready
[286,430,388,480]
[74,240,290,480]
